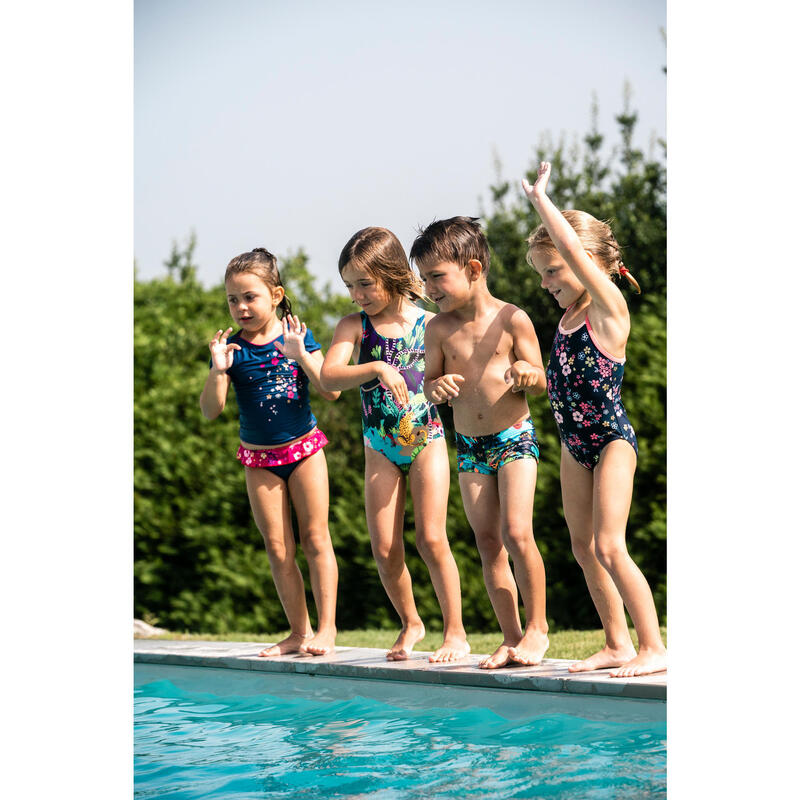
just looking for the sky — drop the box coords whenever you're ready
[135,0,666,287]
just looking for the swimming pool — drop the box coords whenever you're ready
[135,664,665,798]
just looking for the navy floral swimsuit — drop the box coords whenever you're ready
[547,309,638,470]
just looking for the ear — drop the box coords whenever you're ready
[271,285,285,307]
[467,259,483,280]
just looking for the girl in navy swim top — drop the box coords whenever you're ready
[321,227,469,664]
[524,162,666,679]
[200,248,341,658]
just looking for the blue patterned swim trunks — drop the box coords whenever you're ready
[454,417,539,475]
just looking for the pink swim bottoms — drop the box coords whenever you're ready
[236,428,329,468]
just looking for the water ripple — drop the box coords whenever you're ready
[135,674,665,799]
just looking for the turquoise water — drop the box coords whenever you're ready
[135,665,665,799]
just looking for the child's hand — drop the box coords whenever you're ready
[504,361,539,392]
[522,161,551,205]
[209,327,241,371]
[274,315,307,361]
[429,373,465,405]
[376,362,410,406]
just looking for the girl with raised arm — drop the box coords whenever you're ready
[524,163,666,677]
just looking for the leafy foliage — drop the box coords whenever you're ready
[135,102,665,633]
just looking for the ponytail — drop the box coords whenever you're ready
[617,262,642,295]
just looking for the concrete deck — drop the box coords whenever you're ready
[134,640,666,701]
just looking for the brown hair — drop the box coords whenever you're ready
[409,216,491,274]
[526,210,641,294]
[338,227,424,301]
[224,248,293,317]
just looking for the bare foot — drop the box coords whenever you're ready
[258,631,312,657]
[478,643,515,670]
[568,644,637,673]
[429,635,471,663]
[609,647,667,678]
[386,621,426,661]
[508,630,550,666]
[300,627,337,656]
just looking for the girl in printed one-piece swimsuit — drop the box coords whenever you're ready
[321,226,470,664]
[524,161,666,678]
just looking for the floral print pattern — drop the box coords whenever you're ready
[455,417,539,475]
[546,315,637,470]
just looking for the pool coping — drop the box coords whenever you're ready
[134,640,666,702]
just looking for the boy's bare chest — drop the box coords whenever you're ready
[441,326,514,372]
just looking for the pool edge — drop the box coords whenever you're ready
[133,641,666,702]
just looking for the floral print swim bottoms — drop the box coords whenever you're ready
[454,417,539,475]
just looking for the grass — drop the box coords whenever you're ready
[143,627,666,660]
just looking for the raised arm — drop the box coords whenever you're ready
[523,161,626,320]
[503,308,546,396]
[423,316,464,405]
[199,327,237,419]
[274,315,340,402]
[320,314,410,404]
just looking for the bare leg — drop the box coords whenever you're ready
[408,438,469,663]
[288,449,338,655]
[496,459,549,666]
[561,446,636,672]
[364,447,425,660]
[245,466,313,656]
[592,441,666,677]
[459,472,522,669]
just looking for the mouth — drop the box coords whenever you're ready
[432,295,445,304]
[239,316,253,323]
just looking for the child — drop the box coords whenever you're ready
[199,247,340,657]
[523,161,667,677]
[413,216,550,670]
[320,227,469,663]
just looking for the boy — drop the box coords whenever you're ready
[411,216,549,669]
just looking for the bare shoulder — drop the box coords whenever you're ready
[426,311,458,336]
[332,312,363,342]
[497,302,533,329]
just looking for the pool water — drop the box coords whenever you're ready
[135,664,665,799]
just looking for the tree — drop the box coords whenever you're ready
[134,98,666,632]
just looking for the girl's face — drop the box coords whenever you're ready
[225,271,283,336]
[530,248,586,309]
[340,263,392,316]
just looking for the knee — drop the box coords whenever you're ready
[415,525,446,562]
[299,525,331,559]
[501,521,534,557]
[474,530,504,563]
[594,538,629,574]
[570,536,595,568]
[262,537,295,569]
[371,540,404,576]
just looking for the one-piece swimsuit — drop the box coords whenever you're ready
[547,307,638,469]
[358,311,443,473]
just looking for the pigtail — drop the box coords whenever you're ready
[277,294,293,319]
[617,261,641,294]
